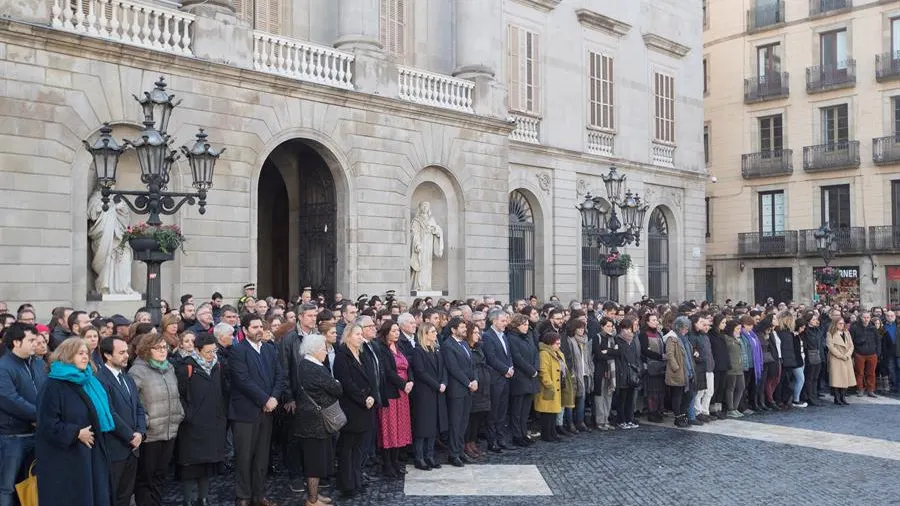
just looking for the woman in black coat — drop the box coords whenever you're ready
[508,314,539,444]
[465,326,492,459]
[293,334,343,506]
[36,337,113,506]
[331,324,376,499]
[409,323,447,471]
[801,314,824,405]
[174,334,226,506]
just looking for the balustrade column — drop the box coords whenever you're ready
[334,0,381,52]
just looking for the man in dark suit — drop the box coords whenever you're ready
[481,309,514,452]
[440,317,476,467]
[97,336,146,506]
[357,316,383,476]
[230,314,287,506]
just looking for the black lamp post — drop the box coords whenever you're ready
[577,167,650,301]
[813,222,837,304]
[82,76,225,325]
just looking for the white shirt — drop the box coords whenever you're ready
[248,339,263,354]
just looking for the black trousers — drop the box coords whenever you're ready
[336,431,365,493]
[111,454,138,506]
[616,387,636,424]
[711,371,727,410]
[465,411,489,443]
[233,413,274,501]
[538,412,557,441]
[134,439,175,506]
[508,393,531,440]
[487,378,509,445]
[447,395,471,458]
[804,363,822,401]
[668,385,692,417]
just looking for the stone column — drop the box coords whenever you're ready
[454,0,505,118]
[334,0,382,52]
[181,0,254,68]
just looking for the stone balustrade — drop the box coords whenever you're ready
[586,128,614,156]
[253,32,355,90]
[509,113,541,144]
[50,0,194,55]
[651,140,676,167]
[398,66,475,113]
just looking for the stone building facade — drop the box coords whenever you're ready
[705,0,900,307]
[0,0,705,316]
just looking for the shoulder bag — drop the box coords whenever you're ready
[300,385,347,434]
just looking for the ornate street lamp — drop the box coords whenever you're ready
[577,166,651,301]
[83,76,225,325]
[813,223,838,304]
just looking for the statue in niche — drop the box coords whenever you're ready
[88,187,136,295]
[410,201,444,292]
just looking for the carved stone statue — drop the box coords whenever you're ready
[88,187,136,295]
[410,201,444,292]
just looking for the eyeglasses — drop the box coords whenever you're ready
[150,345,168,351]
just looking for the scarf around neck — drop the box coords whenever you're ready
[48,362,115,433]
[148,358,170,372]
[190,351,218,376]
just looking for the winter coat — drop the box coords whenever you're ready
[614,335,642,391]
[567,335,594,396]
[410,346,448,438]
[590,332,620,396]
[175,356,227,465]
[708,331,731,373]
[470,344,492,413]
[723,333,744,376]
[332,344,376,434]
[851,322,880,356]
[36,378,112,506]
[802,327,823,365]
[509,330,540,396]
[639,329,666,377]
[686,331,708,390]
[826,330,856,388]
[128,358,184,442]
[534,343,561,414]
[665,331,691,387]
[0,353,47,434]
[778,329,801,369]
[293,357,343,439]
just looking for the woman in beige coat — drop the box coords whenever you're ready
[825,318,855,406]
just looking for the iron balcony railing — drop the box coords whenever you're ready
[738,231,799,258]
[876,52,900,82]
[810,0,851,16]
[744,72,790,103]
[747,1,785,32]
[799,226,866,255]
[741,149,793,179]
[806,60,856,92]
[873,135,900,165]
[802,141,860,172]
[868,226,900,253]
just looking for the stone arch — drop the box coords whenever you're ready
[250,128,355,298]
[645,205,678,303]
[72,121,184,313]
[407,165,466,297]
[508,188,547,301]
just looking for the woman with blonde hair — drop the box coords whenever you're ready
[410,322,447,470]
[826,318,855,405]
[160,313,181,350]
[79,324,102,367]
[36,337,115,506]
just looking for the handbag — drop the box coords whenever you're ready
[300,386,347,434]
[647,360,667,377]
[16,461,38,506]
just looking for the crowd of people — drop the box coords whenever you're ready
[0,288,897,506]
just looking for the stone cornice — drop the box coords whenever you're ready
[642,33,690,59]
[575,9,631,38]
[0,19,514,136]
[510,0,561,13]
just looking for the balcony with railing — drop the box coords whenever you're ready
[50,0,195,55]
[509,113,541,144]
[876,52,900,82]
[651,141,675,167]
[868,226,900,253]
[810,0,851,17]
[586,128,614,156]
[803,141,860,172]
[398,67,474,113]
[745,72,790,103]
[252,32,355,90]
[799,226,866,255]
[737,231,799,258]
[747,1,785,32]
[741,149,793,179]
[873,135,900,165]
[806,60,856,93]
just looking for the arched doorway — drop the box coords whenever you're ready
[647,207,670,302]
[508,190,535,300]
[257,140,337,300]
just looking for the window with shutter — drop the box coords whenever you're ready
[654,72,675,143]
[234,0,253,25]
[588,51,614,130]
[254,0,280,34]
[380,0,407,59]
[507,25,541,115]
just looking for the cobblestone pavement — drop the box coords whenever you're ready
[165,397,900,506]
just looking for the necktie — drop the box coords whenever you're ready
[118,373,130,396]
[498,331,508,355]
[458,340,470,360]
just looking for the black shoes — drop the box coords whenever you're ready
[487,443,503,453]
[425,458,441,469]
[414,459,431,471]
[449,456,464,467]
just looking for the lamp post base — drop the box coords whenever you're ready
[132,244,175,327]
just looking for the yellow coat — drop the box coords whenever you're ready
[534,343,562,414]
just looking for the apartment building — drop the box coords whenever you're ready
[705,0,900,307]
[0,0,705,314]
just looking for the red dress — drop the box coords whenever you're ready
[378,346,413,449]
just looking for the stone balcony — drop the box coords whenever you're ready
[651,140,675,167]
[509,113,541,144]
[252,31,355,90]
[397,66,474,114]
[586,127,614,156]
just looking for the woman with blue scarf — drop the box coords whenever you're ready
[36,336,115,506]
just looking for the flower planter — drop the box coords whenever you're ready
[128,237,161,252]
[601,263,627,277]
[128,238,175,262]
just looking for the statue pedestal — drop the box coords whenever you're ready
[100,293,143,302]
[410,290,448,297]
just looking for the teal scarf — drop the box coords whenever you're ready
[48,362,115,433]
[148,358,170,372]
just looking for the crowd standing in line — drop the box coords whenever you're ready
[0,289,897,506]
